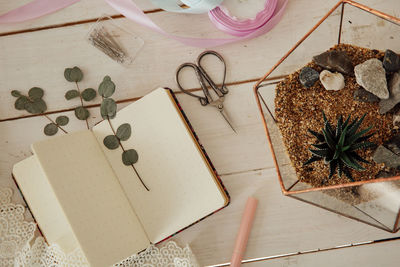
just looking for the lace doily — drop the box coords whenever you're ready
[0,188,199,267]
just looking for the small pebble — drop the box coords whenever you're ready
[319,70,345,91]
[313,50,354,75]
[383,49,400,72]
[379,72,400,114]
[299,67,319,88]
[373,145,400,168]
[354,58,389,99]
[353,87,379,103]
[394,109,400,128]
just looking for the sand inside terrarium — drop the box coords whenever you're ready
[275,43,395,189]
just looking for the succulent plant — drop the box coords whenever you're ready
[304,112,375,182]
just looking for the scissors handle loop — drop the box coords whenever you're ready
[197,50,229,95]
[176,63,209,106]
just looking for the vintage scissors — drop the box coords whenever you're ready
[175,50,236,133]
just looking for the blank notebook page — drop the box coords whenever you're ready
[93,88,227,243]
[31,130,149,267]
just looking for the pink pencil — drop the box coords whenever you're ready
[230,197,258,267]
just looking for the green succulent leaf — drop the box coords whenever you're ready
[100,98,117,119]
[312,143,329,149]
[350,141,375,151]
[103,135,119,150]
[74,106,89,120]
[322,127,336,149]
[64,67,83,82]
[28,87,44,100]
[347,113,366,136]
[11,90,22,97]
[65,90,80,100]
[336,115,343,138]
[304,156,321,165]
[348,151,370,164]
[15,96,28,110]
[340,152,365,171]
[308,129,325,142]
[55,115,69,126]
[25,99,47,114]
[44,123,58,136]
[328,160,337,179]
[343,167,354,181]
[122,149,139,165]
[345,125,373,146]
[98,76,115,98]
[116,123,131,141]
[81,88,96,101]
[310,148,329,158]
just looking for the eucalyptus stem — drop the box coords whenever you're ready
[75,82,89,130]
[105,112,149,191]
[43,114,68,134]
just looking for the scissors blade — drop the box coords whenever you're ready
[219,108,237,134]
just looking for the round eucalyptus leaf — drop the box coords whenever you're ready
[74,106,89,120]
[98,76,115,98]
[64,67,83,82]
[100,98,117,119]
[56,115,69,126]
[11,90,21,97]
[65,90,80,100]
[116,123,131,141]
[44,123,58,136]
[122,149,139,165]
[15,96,28,110]
[81,88,96,101]
[103,135,119,150]
[25,99,47,114]
[28,87,44,100]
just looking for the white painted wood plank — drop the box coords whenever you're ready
[0,0,156,34]
[242,239,400,267]
[171,168,400,266]
[1,0,397,121]
[0,0,344,120]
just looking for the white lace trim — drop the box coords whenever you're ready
[0,188,199,267]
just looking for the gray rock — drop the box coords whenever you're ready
[353,87,380,103]
[373,145,400,168]
[354,58,389,99]
[299,67,319,88]
[379,72,400,114]
[383,49,400,72]
[385,134,400,156]
[319,70,345,91]
[375,170,396,178]
[313,50,354,75]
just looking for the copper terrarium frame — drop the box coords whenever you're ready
[254,0,400,232]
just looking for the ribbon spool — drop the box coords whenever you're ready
[208,0,278,37]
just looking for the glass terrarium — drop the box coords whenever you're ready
[254,0,400,232]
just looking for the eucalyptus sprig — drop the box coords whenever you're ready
[64,66,97,129]
[44,115,69,136]
[11,87,47,114]
[11,87,69,136]
[98,76,149,191]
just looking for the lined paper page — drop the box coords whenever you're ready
[31,130,149,267]
[93,88,227,243]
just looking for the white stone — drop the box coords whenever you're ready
[319,70,345,91]
[354,58,389,99]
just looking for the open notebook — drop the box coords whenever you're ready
[13,88,229,267]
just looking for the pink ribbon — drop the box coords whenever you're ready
[0,0,288,48]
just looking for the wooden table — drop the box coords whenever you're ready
[1,0,399,266]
